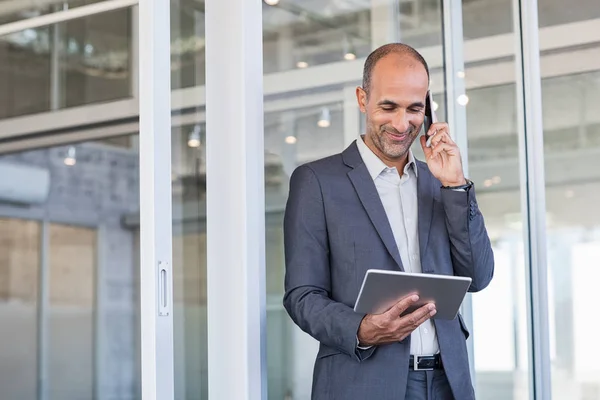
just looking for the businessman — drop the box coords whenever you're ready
[283,43,494,400]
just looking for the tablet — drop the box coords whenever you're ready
[353,269,471,320]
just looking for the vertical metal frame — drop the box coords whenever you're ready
[138,0,174,398]
[441,0,476,387]
[512,0,552,398]
[94,225,105,400]
[36,220,49,400]
[205,0,267,398]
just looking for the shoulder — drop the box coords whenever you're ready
[291,152,348,182]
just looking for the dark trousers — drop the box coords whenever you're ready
[405,369,454,400]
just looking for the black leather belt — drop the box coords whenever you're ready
[409,354,443,371]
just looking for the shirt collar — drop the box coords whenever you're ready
[356,135,418,181]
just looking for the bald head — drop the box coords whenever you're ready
[362,43,430,97]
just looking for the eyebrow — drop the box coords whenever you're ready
[377,99,425,108]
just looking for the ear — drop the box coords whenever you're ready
[356,86,367,113]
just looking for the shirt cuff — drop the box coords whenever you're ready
[356,335,373,350]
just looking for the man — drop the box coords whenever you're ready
[283,43,494,400]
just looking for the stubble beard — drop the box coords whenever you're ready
[366,121,417,160]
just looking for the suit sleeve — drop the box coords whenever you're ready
[440,184,494,292]
[282,165,375,362]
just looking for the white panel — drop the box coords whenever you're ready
[205,0,266,398]
[138,0,174,398]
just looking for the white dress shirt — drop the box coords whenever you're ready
[356,135,439,356]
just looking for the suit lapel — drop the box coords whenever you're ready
[347,164,404,271]
[417,161,434,270]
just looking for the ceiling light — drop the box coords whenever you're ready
[457,94,469,106]
[188,125,202,148]
[64,146,76,166]
[483,179,492,187]
[432,101,439,111]
[342,35,356,61]
[285,135,297,144]
[457,70,465,78]
[296,61,308,69]
[263,0,279,5]
[317,107,331,128]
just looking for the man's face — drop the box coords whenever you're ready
[356,54,429,162]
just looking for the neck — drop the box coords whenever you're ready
[363,134,409,172]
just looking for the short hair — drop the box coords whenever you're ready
[362,43,430,97]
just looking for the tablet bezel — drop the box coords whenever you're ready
[353,269,472,320]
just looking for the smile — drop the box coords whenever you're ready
[386,131,408,141]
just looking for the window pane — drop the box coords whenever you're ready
[0,25,51,118]
[0,7,131,119]
[171,0,207,398]
[49,224,96,400]
[0,218,39,400]
[60,8,131,108]
[461,1,531,397]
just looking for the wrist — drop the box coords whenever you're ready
[357,315,375,346]
[441,178,468,188]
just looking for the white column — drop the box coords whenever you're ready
[205,0,267,399]
[138,0,174,398]
[512,0,552,398]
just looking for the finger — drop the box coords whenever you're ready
[398,303,437,331]
[427,122,449,137]
[420,135,432,158]
[429,142,459,160]
[386,294,419,318]
[429,129,453,148]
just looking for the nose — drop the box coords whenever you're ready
[391,110,411,133]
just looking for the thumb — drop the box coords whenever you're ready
[420,135,432,158]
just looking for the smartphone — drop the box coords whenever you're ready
[424,90,438,148]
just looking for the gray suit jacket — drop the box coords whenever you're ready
[283,141,494,400]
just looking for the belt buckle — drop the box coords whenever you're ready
[413,355,434,371]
